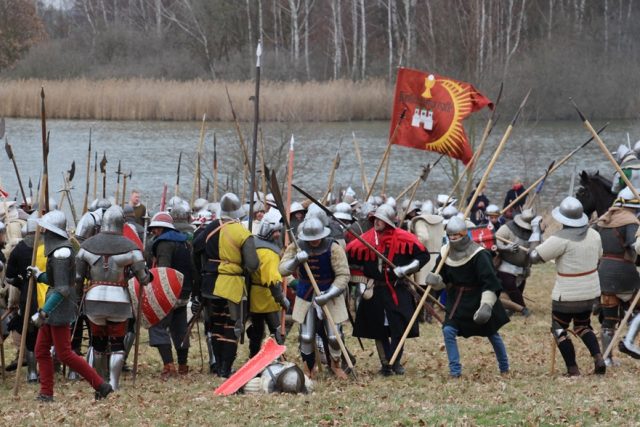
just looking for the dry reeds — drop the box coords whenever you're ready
[0,78,393,122]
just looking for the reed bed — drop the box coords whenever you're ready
[0,78,392,122]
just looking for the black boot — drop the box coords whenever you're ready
[392,360,405,375]
[95,382,114,400]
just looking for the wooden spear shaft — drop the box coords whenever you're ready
[389,90,531,366]
[352,133,370,196]
[282,136,295,336]
[82,132,91,214]
[191,114,207,207]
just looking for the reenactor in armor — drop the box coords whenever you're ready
[593,187,640,365]
[76,206,151,390]
[192,193,259,378]
[75,198,112,242]
[426,216,510,378]
[612,145,640,194]
[410,203,445,285]
[348,204,429,376]
[279,217,351,379]
[29,210,113,401]
[146,211,196,378]
[485,204,505,231]
[495,209,536,316]
[289,202,307,236]
[247,214,290,357]
[170,199,195,238]
[529,197,606,376]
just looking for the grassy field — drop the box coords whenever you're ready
[0,78,392,122]
[2,263,640,426]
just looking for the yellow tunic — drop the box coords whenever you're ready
[212,221,252,304]
[249,247,282,313]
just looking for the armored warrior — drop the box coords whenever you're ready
[529,196,606,376]
[348,204,429,375]
[494,208,536,315]
[29,210,113,401]
[76,206,151,390]
[147,211,196,378]
[75,198,112,242]
[289,202,307,236]
[279,217,351,379]
[170,199,195,238]
[592,188,640,365]
[611,145,640,194]
[409,203,445,285]
[192,193,259,377]
[247,214,290,357]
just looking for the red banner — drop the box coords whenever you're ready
[390,68,492,164]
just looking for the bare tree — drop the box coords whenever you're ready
[246,0,253,68]
[350,0,358,79]
[360,0,366,79]
[287,0,300,68]
[330,0,342,79]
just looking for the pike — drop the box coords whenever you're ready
[132,210,150,384]
[100,152,107,199]
[28,177,33,200]
[390,89,532,366]
[40,88,50,212]
[114,160,122,206]
[352,132,370,196]
[82,131,92,213]
[270,172,357,379]
[571,99,640,360]
[322,139,342,204]
[292,183,446,318]
[224,84,251,205]
[58,162,78,225]
[4,135,28,208]
[175,151,182,197]
[501,123,609,215]
[205,178,210,200]
[247,40,262,235]
[281,135,295,336]
[213,133,219,201]
[259,128,268,200]
[121,171,131,207]
[93,151,98,200]
[190,114,207,206]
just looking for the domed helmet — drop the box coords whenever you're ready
[614,186,640,209]
[101,205,125,234]
[551,196,588,227]
[171,200,191,221]
[206,202,221,219]
[265,193,277,208]
[445,216,468,241]
[22,211,39,235]
[148,211,175,230]
[193,198,209,212]
[257,218,283,241]
[298,217,330,241]
[167,196,183,212]
[437,194,455,207]
[253,200,266,214]
[95,198,112,212]
[615,144,633,164]
[485,204,500,216]
[634,140,640,157]
[333,202,353,221]
[385,196,397,209]
[220,193,244,219]
[38,210,68,238]
[306,204,329,226]
[442,205,459,220]
[514,208,535,230]
[290,202,306,215]
[372,204,397,228]
[421,200,435,215]
[274,365,306,394]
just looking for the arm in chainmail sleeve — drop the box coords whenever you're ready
[155,240,173,268]
[532,236,567,263]
[330,242,350,291]
[241,236,259,274]
[279,243,298,276]
[624,223,639,253]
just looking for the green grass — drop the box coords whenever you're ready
[2,263,640,426]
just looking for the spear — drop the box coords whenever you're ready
[501,123,609,215]
[390,90,531,366]
[93,151,98,201]
[247,39,262,233]
[321,140,342,204]
[570,99,640,360]
[352,132,370,196]
[175,151,182,197]
[114,160,122,206]
[191,114,207,206]
[63,162,78,225]
[522,160,555,210]
[100,152,107,199]
[4,136,28,208]
[160,183,168,211]
[121,171,131,207]
[40,88,50,212]
[213,134,219,201]
[205,178,210,201]
[259,128,268,200]
[28,177,33,201]
[281,135,295,336]
[82,130,92,214]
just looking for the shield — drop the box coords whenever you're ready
[123,223,143,250]
[469,225,496,251]
[128,267,184,328]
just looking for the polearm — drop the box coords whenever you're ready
[92,151,97,201]
[114,160,122,206]
[247,40,262,231]
[100,152,107,199]
[321,141,342,204]
[160,183,168,211]
[259,128,268,200]
[365,109,407,201]
[65,161,78,225]
[121,171,131,207]
[397,163,433,225]
[224,85,251,204]
[28,177,33,201]
[501,123,609,215]
[82,130,91,213]
[4,136,28,208]
[175,151,182,197]
[389,90,532,366]
[292,183,446,316]
[40,88,50,212]
[271,172,357,379]
[190,114,207,206]
[132,211,150,384]
[213,134,219,201]
[281,135,295,336]
[522,160,555,210]
[570,99,640,360]
[205,179,210,200]
[352,132,370,196]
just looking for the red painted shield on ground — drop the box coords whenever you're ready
[469,225,496,251]
[123,223,143,250]
[128,267,184,328]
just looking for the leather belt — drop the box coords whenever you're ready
[557,268,597,277]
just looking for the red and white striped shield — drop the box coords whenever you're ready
[123,223,143,251]
[128,267,184,328]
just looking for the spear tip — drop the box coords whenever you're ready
[510,89,532,126]
[569,98,587,122]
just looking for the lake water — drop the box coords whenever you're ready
[0,118,636,220]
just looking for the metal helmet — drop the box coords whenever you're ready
[372,204,397,228]
[260,362,287,393]
[634,140,640,157]
[298,217,330,241]
[38,209,68,238]
[171,200,191,221]
[306,204,329,226]
[167,196,183,212]
[485,204,500,216]
[446,216,468,238]
[192,209,213,226]
[274,365,306,394]
[290,202,306,215]
[257,218,283,241]
[514,208,535,230]
[243,377,264,394]
[101,205,125,234]
[552,196,588,227]
[206,202,221,219]
[367,196,383,208]
[385,196,397,209]
[265,193,277,208]
[614,186,640,209]
[220,193,244,219]
[358,202,375,219]
[615,144,632,163]
[95,198,112,212]
[148,211,175,230]
[437,194,454,207]
[253,200,266,214]
[442,205,459,220]
[22,212,39,235]
[193,198,208,212]
[421,200,435,215]
[333,202,353,221]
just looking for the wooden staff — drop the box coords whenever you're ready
[82,131,91,214]
[40,88,50,212]
[100,152,107,199]
[352,132,370,196]
[213,133,219,201]
[322,141,342,204]
[191,114,207,206]
[381,145,391,196]
[259,128,268,200]
[247,40,262,234]
[501,123,608,215]
[389,90,531,366]
[175,151,182,198]
[114,160,122,206]
[92,151,97,201]
[121,171,131,207]
[282,135,295,336]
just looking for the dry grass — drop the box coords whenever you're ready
[0,79,392,122]
[2,263,640,426]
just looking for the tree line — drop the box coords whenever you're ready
[1,0,640,119]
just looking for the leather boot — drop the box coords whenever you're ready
[26,351,39,383]
[178,364,189,375]
[160,363,177,380]
[593,353,606,375]
[109,351,126,390]
[566,365,581,377]
[95,382,114,400]
[392,359,405,376]
[329,357,348,380]
[302,363,318,380]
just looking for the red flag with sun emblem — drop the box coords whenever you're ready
[390,68,493,164]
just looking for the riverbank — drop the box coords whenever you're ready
[0,78,392,122]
